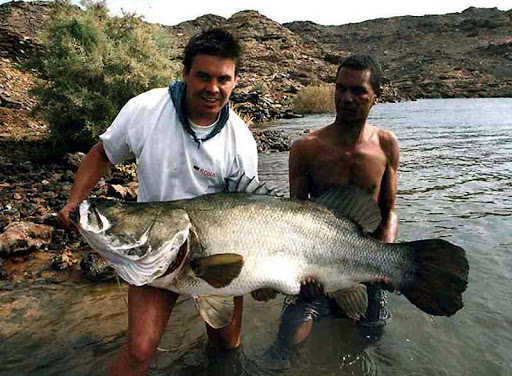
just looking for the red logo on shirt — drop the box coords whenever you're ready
[194,165,216,178]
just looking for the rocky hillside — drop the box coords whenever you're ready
[1,1,511,134]
[0,1,50,165]
[0,0,50,61]
[285,7,512,99]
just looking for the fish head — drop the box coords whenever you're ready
[73,198,193,286]
[73,198,159,260]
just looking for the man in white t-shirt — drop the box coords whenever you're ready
[59,29,258,375]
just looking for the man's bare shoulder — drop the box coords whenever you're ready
[376,128,399,165]
[291,126,329,150]
[376,128,398,149]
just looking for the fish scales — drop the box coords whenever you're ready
[151,193,409,296]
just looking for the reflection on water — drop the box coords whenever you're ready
[2,99,512,375]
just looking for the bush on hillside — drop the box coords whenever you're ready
[29,0,180,153]
[292,85,335,114]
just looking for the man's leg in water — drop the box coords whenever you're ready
[110,291,243,375]
[109,285,178,376]
[272,278,336,348]
[267,285,391,368]
[266,294,340,365]
[205,296,244,350]
[263,297,320,368]
[276,297,322,347]
[357,284,391,341]
[204,296,245,375]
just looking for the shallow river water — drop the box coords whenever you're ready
[1,98,511,375]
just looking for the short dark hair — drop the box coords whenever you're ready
[183,28,241,75]
[337,55,383,96]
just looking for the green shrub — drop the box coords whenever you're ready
[292,85,335,114]
[30,0,180,153]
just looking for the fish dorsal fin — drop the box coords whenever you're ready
[327,284,368,320]
[190,253,244,288]
[314,185,381,233]
[231,174,284,197]
[194,296,234,329]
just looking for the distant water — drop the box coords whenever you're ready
[1,98,511,375]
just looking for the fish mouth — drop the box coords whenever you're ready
[160,241,189,277]
[74,200,110,233]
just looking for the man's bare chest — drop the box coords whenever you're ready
[307,146,387,195]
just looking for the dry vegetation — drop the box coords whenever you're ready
[292,85,335,114]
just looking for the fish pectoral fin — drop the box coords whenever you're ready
[194,296,235,329]
[327,284,368,321]
[190,254,244,288]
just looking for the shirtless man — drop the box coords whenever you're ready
[280,54,399,345]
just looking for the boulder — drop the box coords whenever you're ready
[0,221,53,256]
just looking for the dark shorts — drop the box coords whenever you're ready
[281,294,348,325]
[277,285,390,343]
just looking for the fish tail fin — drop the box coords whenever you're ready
[400,239,469,317]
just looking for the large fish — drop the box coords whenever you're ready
[72,179,468,328]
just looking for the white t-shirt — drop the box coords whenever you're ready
[100,88,258,202]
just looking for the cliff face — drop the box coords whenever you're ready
[0,0,50,60]
[285,7,512,98]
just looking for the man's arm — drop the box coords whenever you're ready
[289,138,310,200]
[372,130,399,243]
[58,141,112,228]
